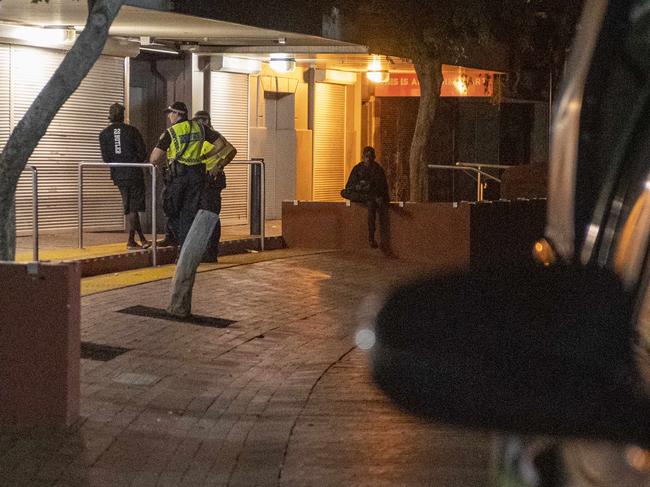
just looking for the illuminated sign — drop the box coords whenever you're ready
[374,65,497,97]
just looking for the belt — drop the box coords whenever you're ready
[167,160,205,180]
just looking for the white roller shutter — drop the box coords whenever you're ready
[0,45,9,146]
[8,45,124,235]
[210,71,249,225]
[313,83,345,201]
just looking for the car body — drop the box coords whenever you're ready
[371,0,650,484]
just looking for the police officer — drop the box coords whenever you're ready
[149,101,225,247]
[194,110,230,262]
[99,102,151,250]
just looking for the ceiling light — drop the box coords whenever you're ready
[269,53,296,73]
[366,54,389,83]
[367,70,389,83]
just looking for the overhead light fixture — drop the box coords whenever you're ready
[367,70,389,83]
[366,54,389,84]
[269,53,296,73]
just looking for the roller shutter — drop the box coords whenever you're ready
[0,45,9,148]
[0,44,11,221]
[210,71,249,225]
[6,45,125,235]
[313,83,345,201]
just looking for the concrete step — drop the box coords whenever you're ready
[69,236,286,278]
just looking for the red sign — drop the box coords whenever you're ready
[374,66,496,98]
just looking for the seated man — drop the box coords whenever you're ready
[342,146,390,251]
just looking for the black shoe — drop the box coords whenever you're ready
[157,238,178,248]
[126,242,141,251]
[369,239,379,248]
[140,240,152,250]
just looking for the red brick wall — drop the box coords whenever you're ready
[282,201,471,270]
[283,200,546,270]
[0,262,80,427]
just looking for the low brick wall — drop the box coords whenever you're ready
[283,201,471,271]
[0,261,80,428]
[282,200,546,270]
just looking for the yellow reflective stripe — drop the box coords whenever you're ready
[167,126,184,161]
[201,140,219,171]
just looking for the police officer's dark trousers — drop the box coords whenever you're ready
[163,163,206,247]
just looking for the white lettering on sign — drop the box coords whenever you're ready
[113,128,122,155]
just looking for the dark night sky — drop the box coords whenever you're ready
[172,1,325,37]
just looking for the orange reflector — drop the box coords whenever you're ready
[532,238,556,267]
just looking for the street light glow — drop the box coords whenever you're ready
[355,328,376,350]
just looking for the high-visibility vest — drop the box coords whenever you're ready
[201,137,237,172]
[201,140,218,171]
[166,120,204,166]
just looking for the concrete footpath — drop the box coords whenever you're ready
[0,250,491,487]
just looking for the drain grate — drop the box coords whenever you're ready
[81,342,130,361]
[117,305,235,328]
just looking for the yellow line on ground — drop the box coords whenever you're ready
[16,242,133,262]
[81,248,335,296]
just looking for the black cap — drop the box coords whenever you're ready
[108,102,125,122]
[194,110,210,120]
[164,101,188,115]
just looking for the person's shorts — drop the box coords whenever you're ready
[117,183,146,214]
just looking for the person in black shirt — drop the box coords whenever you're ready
[99,103,151,250]
[342,146,390,252]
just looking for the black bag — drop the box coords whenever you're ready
[340,188,368,203]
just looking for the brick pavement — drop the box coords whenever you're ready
[0,251,491,486]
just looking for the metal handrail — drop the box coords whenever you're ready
[427,164,501,202]
[454,162,513,201]
[78,162,158,266]
[229,159,265,251]
[23,164,38,261]
[455,162,516,170]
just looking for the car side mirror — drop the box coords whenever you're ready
[371,264,650,447]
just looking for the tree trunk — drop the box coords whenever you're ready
[0,0,124,261]
[167,210,220,318]
[409,57,443,202]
